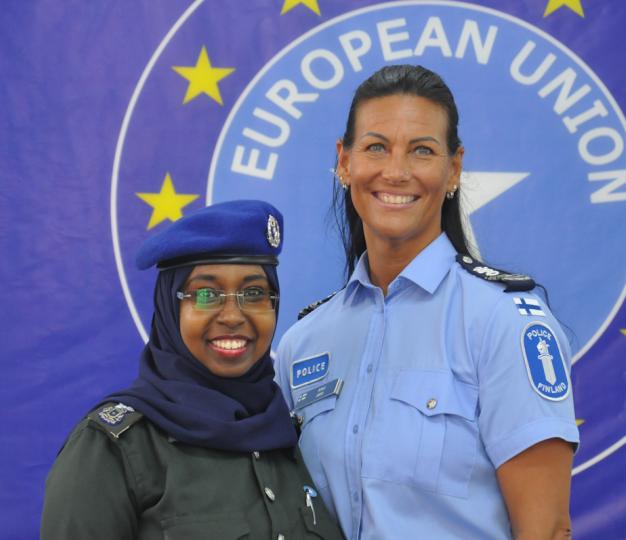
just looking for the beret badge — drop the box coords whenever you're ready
[266,214,281,248]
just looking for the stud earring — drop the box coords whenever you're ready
[446,185,458,199]
[339,175,349,191]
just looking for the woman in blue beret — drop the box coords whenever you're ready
[275,65,579,540]
[41,200,344,539]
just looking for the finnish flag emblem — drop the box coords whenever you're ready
[514,297,545,317]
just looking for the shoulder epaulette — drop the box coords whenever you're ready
[456,254,535,292]
[88,402,144,439]
[298,292,338,320]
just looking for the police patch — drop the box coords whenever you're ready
[291,352,329,389]
[522,323,570,401]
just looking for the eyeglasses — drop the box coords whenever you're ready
[176,286,279,313]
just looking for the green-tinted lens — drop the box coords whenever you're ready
[194,288,221,310]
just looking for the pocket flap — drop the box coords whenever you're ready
[391,370,478,421]
[161,512,250,539]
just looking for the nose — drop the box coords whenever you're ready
[381,150,410,184]
[215,295,245,327]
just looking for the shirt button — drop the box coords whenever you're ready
[352,424,359,434]
[253,451,260,459]
[366,364,373,373]
[264,487,276,501]
[426,398,438,410]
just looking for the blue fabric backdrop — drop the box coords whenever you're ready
[1,1,625,538]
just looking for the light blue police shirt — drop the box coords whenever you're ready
[276,233,579,540]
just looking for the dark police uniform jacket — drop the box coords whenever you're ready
[41,403,344,539]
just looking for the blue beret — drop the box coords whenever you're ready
[135,199,283,270]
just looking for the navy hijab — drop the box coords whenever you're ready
[107,263,297,452]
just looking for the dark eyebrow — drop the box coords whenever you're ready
[186,273,268,285]
[187,274,218,284]
[242,274,268,283]
[409,136,441,146]
[361,131,441,146]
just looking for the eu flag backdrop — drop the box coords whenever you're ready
[2,1,625,538]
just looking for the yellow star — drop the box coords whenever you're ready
[620,329,626,336]
[172,47,234,105]
[136,173,199,230]
[543,0,584,18]
[576,419,585,426]
[280,0,321,16]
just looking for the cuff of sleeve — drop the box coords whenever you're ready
[486,418,580,469]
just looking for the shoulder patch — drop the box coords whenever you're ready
[521,322,570,401]
[456,254,535,292]
[298,291,337,320]
[88,402,144,439]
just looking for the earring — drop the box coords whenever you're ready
[333,167,349,191]
[446,185,458,199]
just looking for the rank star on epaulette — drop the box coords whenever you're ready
[456,254,535,292]
[298,291,337,320]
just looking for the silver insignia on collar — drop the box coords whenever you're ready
[266,214,281,248]
[98,403,136,425]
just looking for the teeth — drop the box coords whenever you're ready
[211,339,247,350]
[378,193,416,204]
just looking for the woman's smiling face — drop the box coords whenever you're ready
[337,94,463,254]
[178,264,276,378]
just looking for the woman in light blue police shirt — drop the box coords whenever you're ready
[276,65,579,540]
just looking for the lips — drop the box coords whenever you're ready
[375,192,417,205]
[208,336,250,356]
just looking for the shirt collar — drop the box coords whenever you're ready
[345,233,456,298]
[398,233,456,294]
[346,252,374,293]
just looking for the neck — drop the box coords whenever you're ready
[365,230,441,295]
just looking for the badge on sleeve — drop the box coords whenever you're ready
[291,353,329,388]
[521,323,570,401]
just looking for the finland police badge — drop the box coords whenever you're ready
[522,323,570,401]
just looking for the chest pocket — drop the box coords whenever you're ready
[296,393,337,492]
[363,369,479,499]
